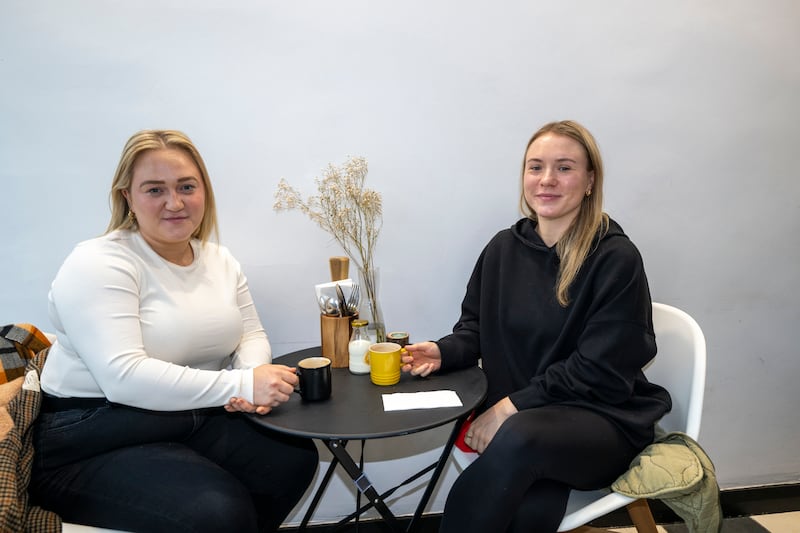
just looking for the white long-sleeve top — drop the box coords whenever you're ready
[42,229,271,410]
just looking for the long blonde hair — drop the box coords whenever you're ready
[106,130,219,243]
[520,120,609,306]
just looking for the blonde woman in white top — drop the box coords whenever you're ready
[32,130,318,533]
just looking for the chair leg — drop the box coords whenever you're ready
[626,499,659,533]
[561,499,658,533]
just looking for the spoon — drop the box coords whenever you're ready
[324,296,340,316]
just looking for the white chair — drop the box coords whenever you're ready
[62,525,127,533]
[556,302,707,532]
[451,302,707,532]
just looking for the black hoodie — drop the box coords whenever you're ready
[436,217,671,448]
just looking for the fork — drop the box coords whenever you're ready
[347,284,360,315]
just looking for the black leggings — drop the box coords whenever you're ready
[440,405,643,533]
[31,404,318,533]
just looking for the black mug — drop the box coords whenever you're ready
[295,357,332,401]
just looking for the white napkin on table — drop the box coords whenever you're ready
[381,390,463,411]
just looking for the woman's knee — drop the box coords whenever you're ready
[487,411,551,457]
[488,406,604,457]
[297,439,320,479]
[174,475,258,532]
[274,435,318,477]
[281,437,319,495]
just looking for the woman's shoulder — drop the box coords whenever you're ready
[490,218,533,244]
[479,224,520,256]
[54,231,144,286]
[592,218,647,272]
[67,230,137,260]
[599,218,643,254]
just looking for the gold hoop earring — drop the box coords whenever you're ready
[128,211,136,222]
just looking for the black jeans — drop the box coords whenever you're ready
[31,403,318,533]
[440,405,644,533]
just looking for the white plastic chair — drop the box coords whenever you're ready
[61,525,127,533]
[451,302,707,532]
[556,302,707,532]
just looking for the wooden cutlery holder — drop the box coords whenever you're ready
[320,314,357,368]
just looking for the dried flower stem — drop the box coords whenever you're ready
[274,156,381,274]
[274,156,385,339]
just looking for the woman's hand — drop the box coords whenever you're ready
[464,397,518,454]
[224,396,272,415]
[401,341,442,377]
[228,363,298,415]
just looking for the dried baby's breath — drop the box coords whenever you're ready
[274,156,382,277]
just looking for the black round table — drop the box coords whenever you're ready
[248,346,487,532]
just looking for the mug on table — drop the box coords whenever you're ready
[295,356,332,401]
[366,342,406,386]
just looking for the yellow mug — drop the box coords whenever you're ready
[366,342,406,386]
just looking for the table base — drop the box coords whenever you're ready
[299,412,468,533]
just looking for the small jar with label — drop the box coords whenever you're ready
[348,319,371,374]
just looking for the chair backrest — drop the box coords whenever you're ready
[644,302,707,439]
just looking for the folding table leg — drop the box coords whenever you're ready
[299,446,342,531]
[406,413,469,533]
[325,439,404,533]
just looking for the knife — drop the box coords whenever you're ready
[335,283,349,317]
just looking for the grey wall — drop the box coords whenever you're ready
[2,0,799,525]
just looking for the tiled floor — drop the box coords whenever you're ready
[610,511,800,532]
[286,510,800,532]
[750,512,800,532]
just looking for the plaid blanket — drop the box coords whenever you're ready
[0,323,61,532]
[1,324,50,385]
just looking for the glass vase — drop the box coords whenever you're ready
[358,267,386,342]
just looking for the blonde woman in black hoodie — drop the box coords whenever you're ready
[402,120,671,533]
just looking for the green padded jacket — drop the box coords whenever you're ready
[612,432,722,533]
